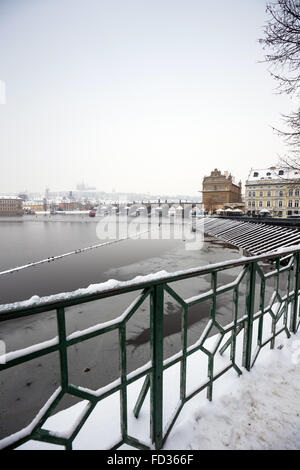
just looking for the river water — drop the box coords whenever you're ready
[0,214,278,438]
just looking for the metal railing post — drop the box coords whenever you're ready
[242,262,256,371]
[56,307,68,391]
[150,284,164,450]
[292,252,300,333]
[119,325,127,440]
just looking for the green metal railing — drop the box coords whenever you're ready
[0,246,300,450]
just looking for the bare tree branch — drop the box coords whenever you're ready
[260,1,300,166]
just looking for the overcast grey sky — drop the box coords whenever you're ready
[0,0,294,196]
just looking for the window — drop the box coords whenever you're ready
[253,172,259,177]
[278,170,284,176]
[252,191,256,197]
[279,200,283,207]
[259,191,263,197]
[266,172,271,176]
[252,201,255,207]
[248,191,251,197]
[279,191,283,197]
[259,201,262,207]
[267,201,271,207]
[289,189,293,196]
[296,190,300,196]
[288,200,293,207]
[295,200,299,208]
[248,201,251,206]
[267,191,271,197]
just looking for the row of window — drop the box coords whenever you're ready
[0,207,22,211]
[247,186,272,190]
[248,210,299,215]
[204,186,228,191]
[252,170,285,177]
[0,203,22,207]
[248,200,299,207]
[0,201,20,204]
[248,201,272,207]
[248,189,300,197]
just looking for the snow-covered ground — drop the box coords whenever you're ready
[165,330,300,450]
[2,312,298,451]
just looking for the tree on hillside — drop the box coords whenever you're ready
[260,0,300,168]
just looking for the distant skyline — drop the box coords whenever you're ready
[0,0,295,195]
[14,187,203,202]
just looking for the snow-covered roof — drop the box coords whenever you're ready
[24,200,44,205]
[0,196,22,200]
[247,167,300,181]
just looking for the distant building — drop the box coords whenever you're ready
[58,199,79,211]
[76,182,96,191]
[0,196,23,216]
[23,197,92,213]
[23,200,45,213]
[17,193,28,201]
[245,166,300,217]
[202,169,242,213]
[44,187,50,200]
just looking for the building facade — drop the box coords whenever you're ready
[245,167,300,217]
[0,197,23,216]
[23,200,45,213]
[202,169,242,213]
[58,200,78,211]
